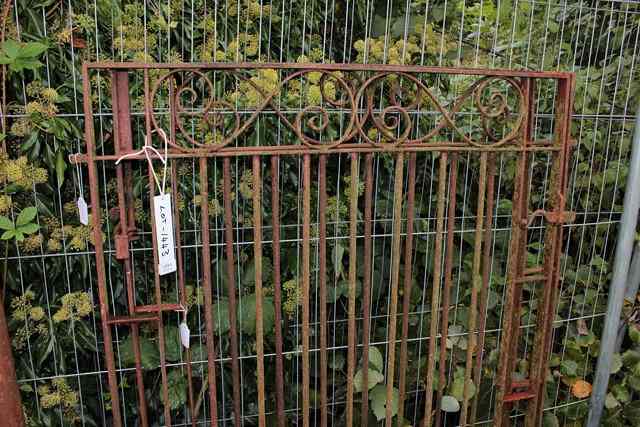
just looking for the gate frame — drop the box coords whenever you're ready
[71,62,575,427]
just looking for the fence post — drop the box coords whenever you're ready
[588,104,640,426]
[0,299,25,426]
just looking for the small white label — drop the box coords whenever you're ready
[77,197,89,225]
[153,193,177,275]
[179,322,190,348]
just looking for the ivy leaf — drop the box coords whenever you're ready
[611,353,623,374]
[119,335,160,369]
[560,360,578,376]
[0,216,13,230]
[239,293,275,335]
[369,384,398,421]
[353,368,384,393]
[367,346,384,372]
[605,393,620,410]
[16,207,37,227]
[441,395,460,413]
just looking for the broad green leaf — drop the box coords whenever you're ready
[16,207,37,227]
[604,393,620,410]
[212,299,230,335]
[14,231,24,241]
[164,327,182,362]
[353,368,384,393]
[622,350,640,367]
[611,353,623,374]
[369,384,398,421]
[0,216,13,230]
[441,395,460,413]
[560,360,578,376]
[239,294,275,335]
[368,346,384,372]
[611,383,630,403]
[19,42,47,58]
[1,229,14,240]
[543,413,560,427]
[17,223,39,235]
[119,335,160,369]
[1,40,20,58]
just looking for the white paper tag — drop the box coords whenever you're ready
[179,322,190,348]
[77,197,89,225]
[153,193,177,275]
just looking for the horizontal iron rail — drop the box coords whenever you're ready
[84,61,574,79]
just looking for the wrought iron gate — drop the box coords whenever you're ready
[72,62,574,427]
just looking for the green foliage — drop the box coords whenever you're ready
[0,206,39,241]
[0,40,47,73]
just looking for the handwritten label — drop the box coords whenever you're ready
[77,197,89,225]
[153,193,177,275]
[179,322,190,348]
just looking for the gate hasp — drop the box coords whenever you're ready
[73,62,575,427]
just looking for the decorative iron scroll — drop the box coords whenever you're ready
[147,67,527,152]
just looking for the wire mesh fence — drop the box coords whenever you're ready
[1,0,639,426]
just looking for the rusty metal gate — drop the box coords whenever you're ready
[72,62,574,427]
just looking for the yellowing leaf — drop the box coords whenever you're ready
[571,380,592,399]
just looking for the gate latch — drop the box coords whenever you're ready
[522,209,576,228]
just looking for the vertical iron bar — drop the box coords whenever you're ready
[111,70,149,427]
[144,67,172,426]
[495,80,533,427]
[435,153,458,427]
[271,156,286,427]
[200,157,219,426]
[397,153,416,424]
[223,158,242,426]
[470,153,496,425]
[460,153,488,426]
[385,152,404,426]
[171,163,196,427]
[319,155,328,427]
[527,76,574,426]
[347,153,359,427]
[360,153,374,427]
[253,155,267,427]
[302,154,311,427]
[422,153,448,427]
[82,63,122,426]
[167,75,196,426]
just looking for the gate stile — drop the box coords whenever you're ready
[73,62,574,426]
